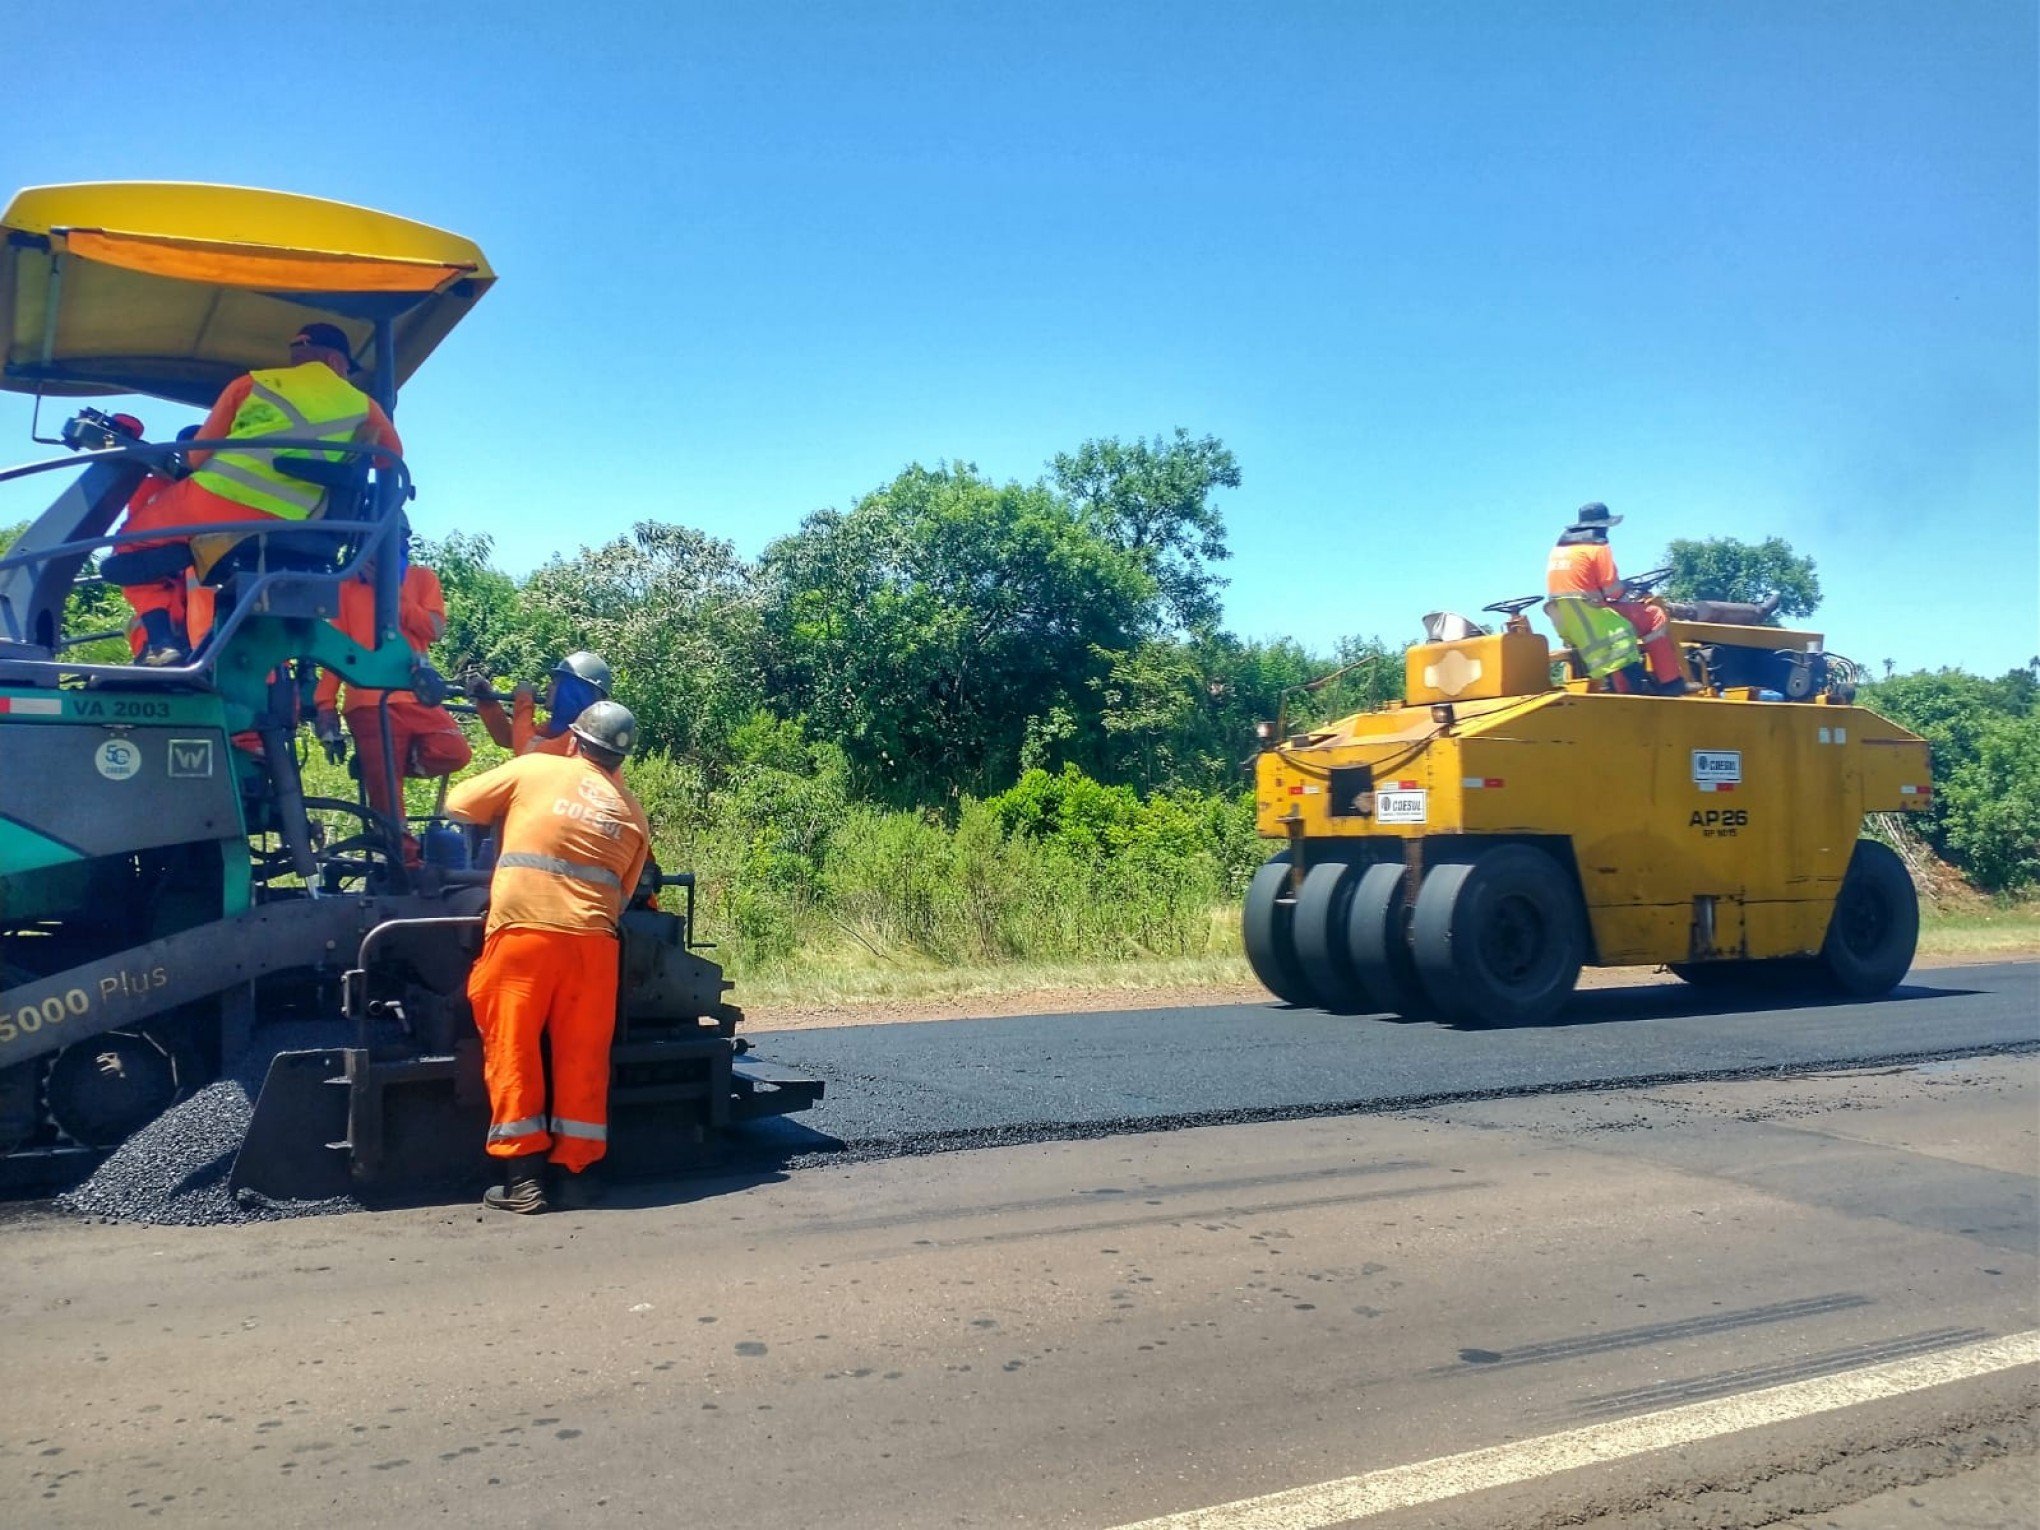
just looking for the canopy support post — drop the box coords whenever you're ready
[28,252,65,444]
[370,315,397,416]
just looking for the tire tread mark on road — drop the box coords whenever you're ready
[1437,1293,1874,1375]
[811,1159,1431,1237]
[1569,1326,1995,1418]
[794,1040,2039,1169]
[846,1179,1492,1261]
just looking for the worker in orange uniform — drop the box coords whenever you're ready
[108,323,403,662]
[446,700,650,1214]
[1545,502,1689,693]
[313,554,472,862]
[113,426,203,663]
[465,650,613,757]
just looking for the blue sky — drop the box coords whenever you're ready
[6,2,2034,675]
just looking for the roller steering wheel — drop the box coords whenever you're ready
[1624,566,1674,596]
[1482,595,1543,618]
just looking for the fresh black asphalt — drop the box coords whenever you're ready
[747,961,2040,1162]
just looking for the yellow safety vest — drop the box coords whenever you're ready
[189,363,374,520]
[1544,596,1642,680]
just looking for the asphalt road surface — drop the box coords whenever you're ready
[4,961,2035,1528]
[751,960,2040,1159]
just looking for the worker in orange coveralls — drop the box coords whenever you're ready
[313,557,472,862]
[1545,502,1689,693]
[465,650,613,757]
[113,426,208,663]
[109,323,403,662]
[446,700,650,1214]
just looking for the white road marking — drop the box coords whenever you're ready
[1110,1329,2040,1530]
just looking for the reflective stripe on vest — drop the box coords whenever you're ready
[549,1117,608,1142]
[1545,597,1641,679]
[487,1116,546,1143]
[495,851,622,890]
[189,364,374,520]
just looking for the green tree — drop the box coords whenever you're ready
[1298,634,1407,724]
[760,462,1155,802]
[522,521,767,766]
[1088,639,1202,789]
[1660,536,1822,621]
[1050,429,1240,633]
[1073,630,1405,795]
[1938,713,2040,893]
[1189,632,1325,748]
[413,531,546,688]
[1862,664,2040,893]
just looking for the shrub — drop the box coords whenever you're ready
[1864,667,2040,893]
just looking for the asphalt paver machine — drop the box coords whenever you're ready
[1243,572,1933,1024]
[0,183,818,1197]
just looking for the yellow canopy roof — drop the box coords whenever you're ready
[1,182,495,408]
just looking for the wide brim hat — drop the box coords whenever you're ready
[1567,501,1622,532]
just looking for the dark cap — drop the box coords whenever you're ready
[290,322,354,365]
[1567,501,1622,531]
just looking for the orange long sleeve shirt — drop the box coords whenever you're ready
[446,752,651,937]
[474,690,574,756]
[1545,540,1627,603]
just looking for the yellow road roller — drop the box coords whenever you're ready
[1243,573,1932,1024]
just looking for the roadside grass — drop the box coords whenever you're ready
[738,951,1258,1011]
[1916,899,2040,958]
[737,906,1253,1010]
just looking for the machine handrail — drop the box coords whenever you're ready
[348,914,487,1048]
[0,514,394,578]
[0,437,413,688]
[0,436,406,495]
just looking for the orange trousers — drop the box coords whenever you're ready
[124,579,216,657]
[115,478,276,614]
[467,927,618,1172]
[344,700,474,860]
[1609,599,1684,685]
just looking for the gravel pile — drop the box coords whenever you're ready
[58,1022,362,1227]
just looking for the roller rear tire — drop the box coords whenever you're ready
[1243,856,1313,1007]
[1819,840,1918,998]
[1345,862,1436,1020]
[1412,846,1585,1026]
[1293,860,1374,1012]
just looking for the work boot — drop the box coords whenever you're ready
[135,610,189,667]
[552,1166,606,1211]
[483,1155,549,1215]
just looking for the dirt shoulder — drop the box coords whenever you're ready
[741,951,2025,1035]
[746,978,1271,1034]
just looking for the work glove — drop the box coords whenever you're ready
[461,671,495,703]
[314,709,348,765]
